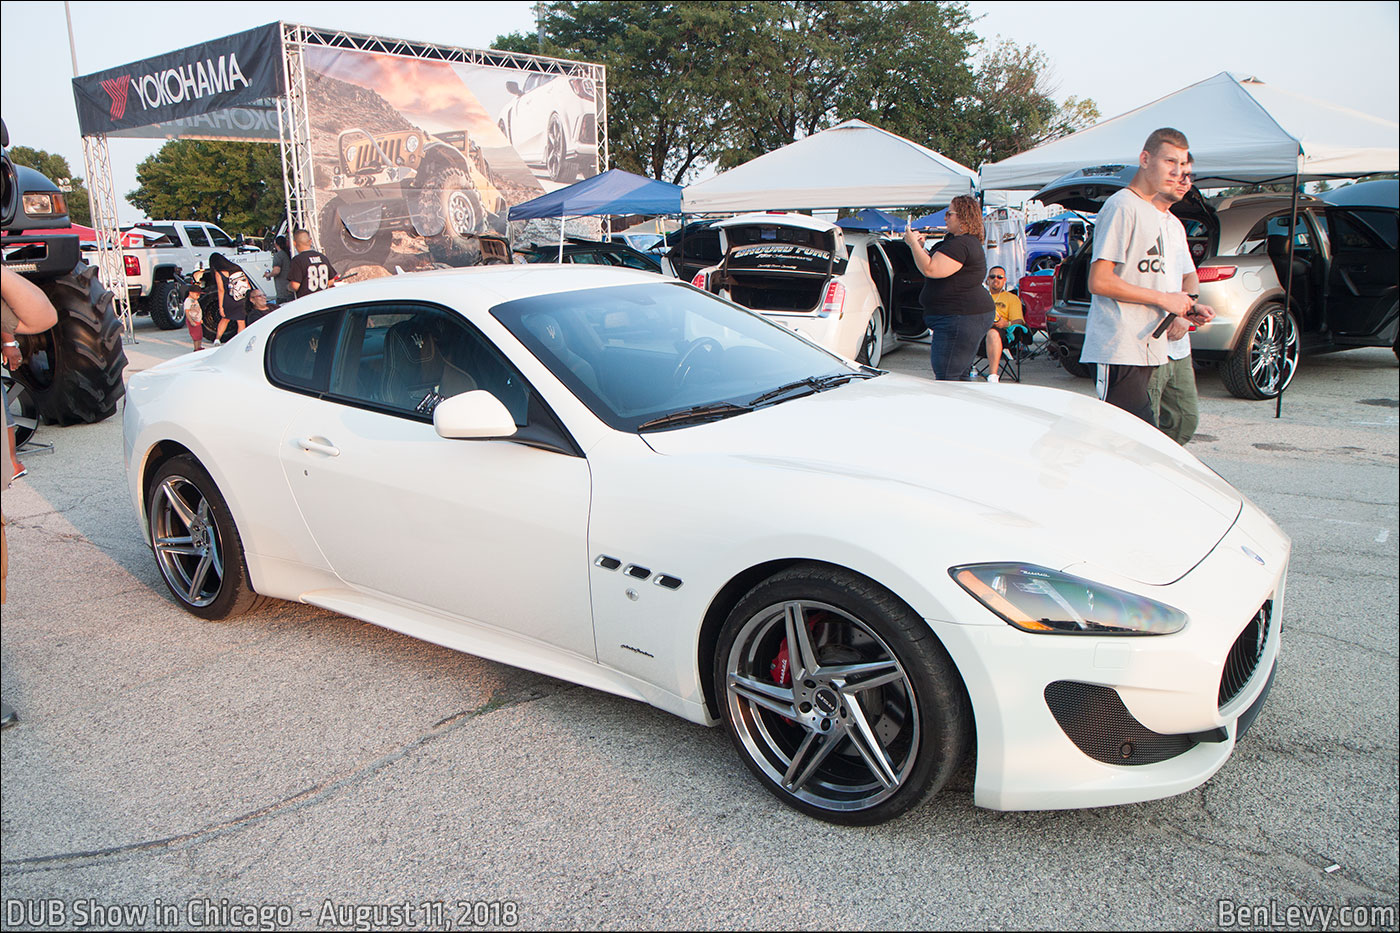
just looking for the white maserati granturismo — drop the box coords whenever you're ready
[124,265,1288,824]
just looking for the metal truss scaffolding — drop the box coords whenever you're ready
[79,135,135,340]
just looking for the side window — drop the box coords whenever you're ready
[182,225,212,248]
[266,310,338,394]
[567,251,605,264]
[206,226,235,248]
[611,250,656,271]
[327,304,531,424]
[1330,210,1395,250]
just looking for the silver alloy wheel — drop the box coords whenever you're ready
[545,119,566,181]
[725,599,920,812]
[447,189,479,237]
[150,475,225,608]
[1248,307,1298,396]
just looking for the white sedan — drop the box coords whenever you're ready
[124,266,1288,824]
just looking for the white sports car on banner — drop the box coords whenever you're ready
[124,266,1288,824]
[497,73,599,183]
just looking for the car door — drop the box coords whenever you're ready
[1320,207,1399,338]
[274,300,596,658]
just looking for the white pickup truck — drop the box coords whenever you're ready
[119,220,274,329]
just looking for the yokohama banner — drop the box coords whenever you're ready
[72,23,283,136]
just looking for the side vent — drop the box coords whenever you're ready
[624,564,652,580]
[594,556,622,571]
[654,575,683,590]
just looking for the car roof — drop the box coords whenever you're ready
[715,212,839,233]
[275,264,669,314]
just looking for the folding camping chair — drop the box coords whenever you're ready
[972,322,1032,382]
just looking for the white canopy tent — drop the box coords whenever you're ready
[682,119,977,212]
[979,72,1399,191]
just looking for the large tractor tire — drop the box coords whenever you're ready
[15,260,127,425]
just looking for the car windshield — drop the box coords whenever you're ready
[490,281,862,432]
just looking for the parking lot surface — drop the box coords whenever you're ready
[2,323,1396,930]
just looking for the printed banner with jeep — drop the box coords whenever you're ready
[72,23,284,138]
[305,46,603,273]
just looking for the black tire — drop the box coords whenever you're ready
[14,260,127,425]
[147,279,185,330]
[147,454,271,620]
[714,565,970,825]
[1030,254,1059,273]
[1058,348,1094,379]
[419,165,485,265]
[856,309,884,367]
[320,198,394,267]
[1221,302,1299,400]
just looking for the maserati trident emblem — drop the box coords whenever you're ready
[1241,546,1265,566]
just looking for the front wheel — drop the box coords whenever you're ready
[320,199,394,268]
[147,454,269,620]
[1221,302,1299,399]
[15,260,126,425]
[1029,255,1059,273]
[715,566,970,824]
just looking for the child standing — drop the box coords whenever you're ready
[184,279,204,351]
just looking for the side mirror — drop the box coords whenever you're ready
[433,390,518,440]
[505,80,522,97]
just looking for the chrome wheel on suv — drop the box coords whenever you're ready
[1222,303,1299,399]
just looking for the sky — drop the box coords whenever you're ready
[2,0,1396,223]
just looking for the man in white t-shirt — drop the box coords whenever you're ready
[1083,128,1214,424]
[1148,155,1209,444]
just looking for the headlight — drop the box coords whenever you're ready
[405,135,420,154]
[950,563,1187,636]
[23,191,65,216]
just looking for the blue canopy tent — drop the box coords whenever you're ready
[508,169,684,260]
[909,209,946,231]
[836,208,906,232]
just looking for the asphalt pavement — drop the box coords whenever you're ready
[1,321,1396,931]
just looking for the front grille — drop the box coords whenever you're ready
[1219,600,1271,708]
[1044,681,1197,766]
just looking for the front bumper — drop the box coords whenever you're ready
[933,499,1289,810]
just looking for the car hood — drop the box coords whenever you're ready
[1033,164,1214,225]
[642,374,1241,586]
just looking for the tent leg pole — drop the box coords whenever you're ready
[1277,169,1301,419]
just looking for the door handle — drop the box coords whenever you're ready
[295,437,340,457]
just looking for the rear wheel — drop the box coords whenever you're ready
[544,117,568,182]
[715,565,970,824]
[1057,346,1094,379]
[320,198,393,267]
[1030,255,1059,273]
[147,279,185,329]
[15,260,127,425]
[856,309,884,367]
[1221,302,1298,399]
[147,454,269,620]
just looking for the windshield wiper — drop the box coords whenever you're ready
[636,402,752,431]
[747,371,874,407]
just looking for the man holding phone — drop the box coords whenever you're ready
[1083,128,1214,425]
[1148,155,1209,444]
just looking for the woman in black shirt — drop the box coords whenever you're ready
[903,195,995,380]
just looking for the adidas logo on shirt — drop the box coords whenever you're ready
[1138,235,1166,273]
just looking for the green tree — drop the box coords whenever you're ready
[497,1,1094,182]
[967,40,1100,166]
[8,146,92,226]
[127,140,283,233]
